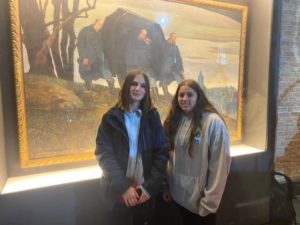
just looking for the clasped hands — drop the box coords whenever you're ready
[121,186,150,207]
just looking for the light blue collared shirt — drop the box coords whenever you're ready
[124,111,144,184]
[124,110,150,197]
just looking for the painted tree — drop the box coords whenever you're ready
[20,0,97,80]
[20,0,54,75]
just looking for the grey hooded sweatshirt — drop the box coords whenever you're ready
[168,112,231,217]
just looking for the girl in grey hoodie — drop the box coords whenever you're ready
[163,79,231,225]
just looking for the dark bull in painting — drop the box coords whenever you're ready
[102,8,183,91]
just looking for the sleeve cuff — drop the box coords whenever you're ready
[199,206,213,217]
[139,185,151,198]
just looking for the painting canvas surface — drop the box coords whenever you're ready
[12,0,247,167]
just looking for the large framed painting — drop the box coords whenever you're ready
[9,0,247,168]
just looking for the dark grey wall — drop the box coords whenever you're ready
[0,153,272,225]
[0,179,105,225]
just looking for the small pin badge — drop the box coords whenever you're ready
[194,132,201,144]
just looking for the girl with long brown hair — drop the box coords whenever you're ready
[95,70,168,225]
[163,79,231,225]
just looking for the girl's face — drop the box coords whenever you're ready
[178,85,198,114]
[129,75,146,104]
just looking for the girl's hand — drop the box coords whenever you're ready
[122,187,139,207]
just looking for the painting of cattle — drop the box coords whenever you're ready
[10,0,247,167]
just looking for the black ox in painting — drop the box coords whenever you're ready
[102,8,184,94]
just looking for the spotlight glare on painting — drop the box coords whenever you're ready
[159,16,167,27]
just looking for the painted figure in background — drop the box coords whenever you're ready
[163,79,231,225]
[77,19,114,91]
[126,28,159,96]
[159,32,185,96]
[95,70,169,225]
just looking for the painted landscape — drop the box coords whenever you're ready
[19,0,245,164]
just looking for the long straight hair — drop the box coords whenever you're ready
[116,69,153,113]
[164,79,224,157]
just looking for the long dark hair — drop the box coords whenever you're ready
[116,69,153,112]
[163,79,224,157]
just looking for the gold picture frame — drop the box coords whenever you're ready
[9,0,247,168]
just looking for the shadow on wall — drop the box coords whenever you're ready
[276,114,300,180]
[278,79,300,102]
[275,75,300,180]
[285,114,300,152]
